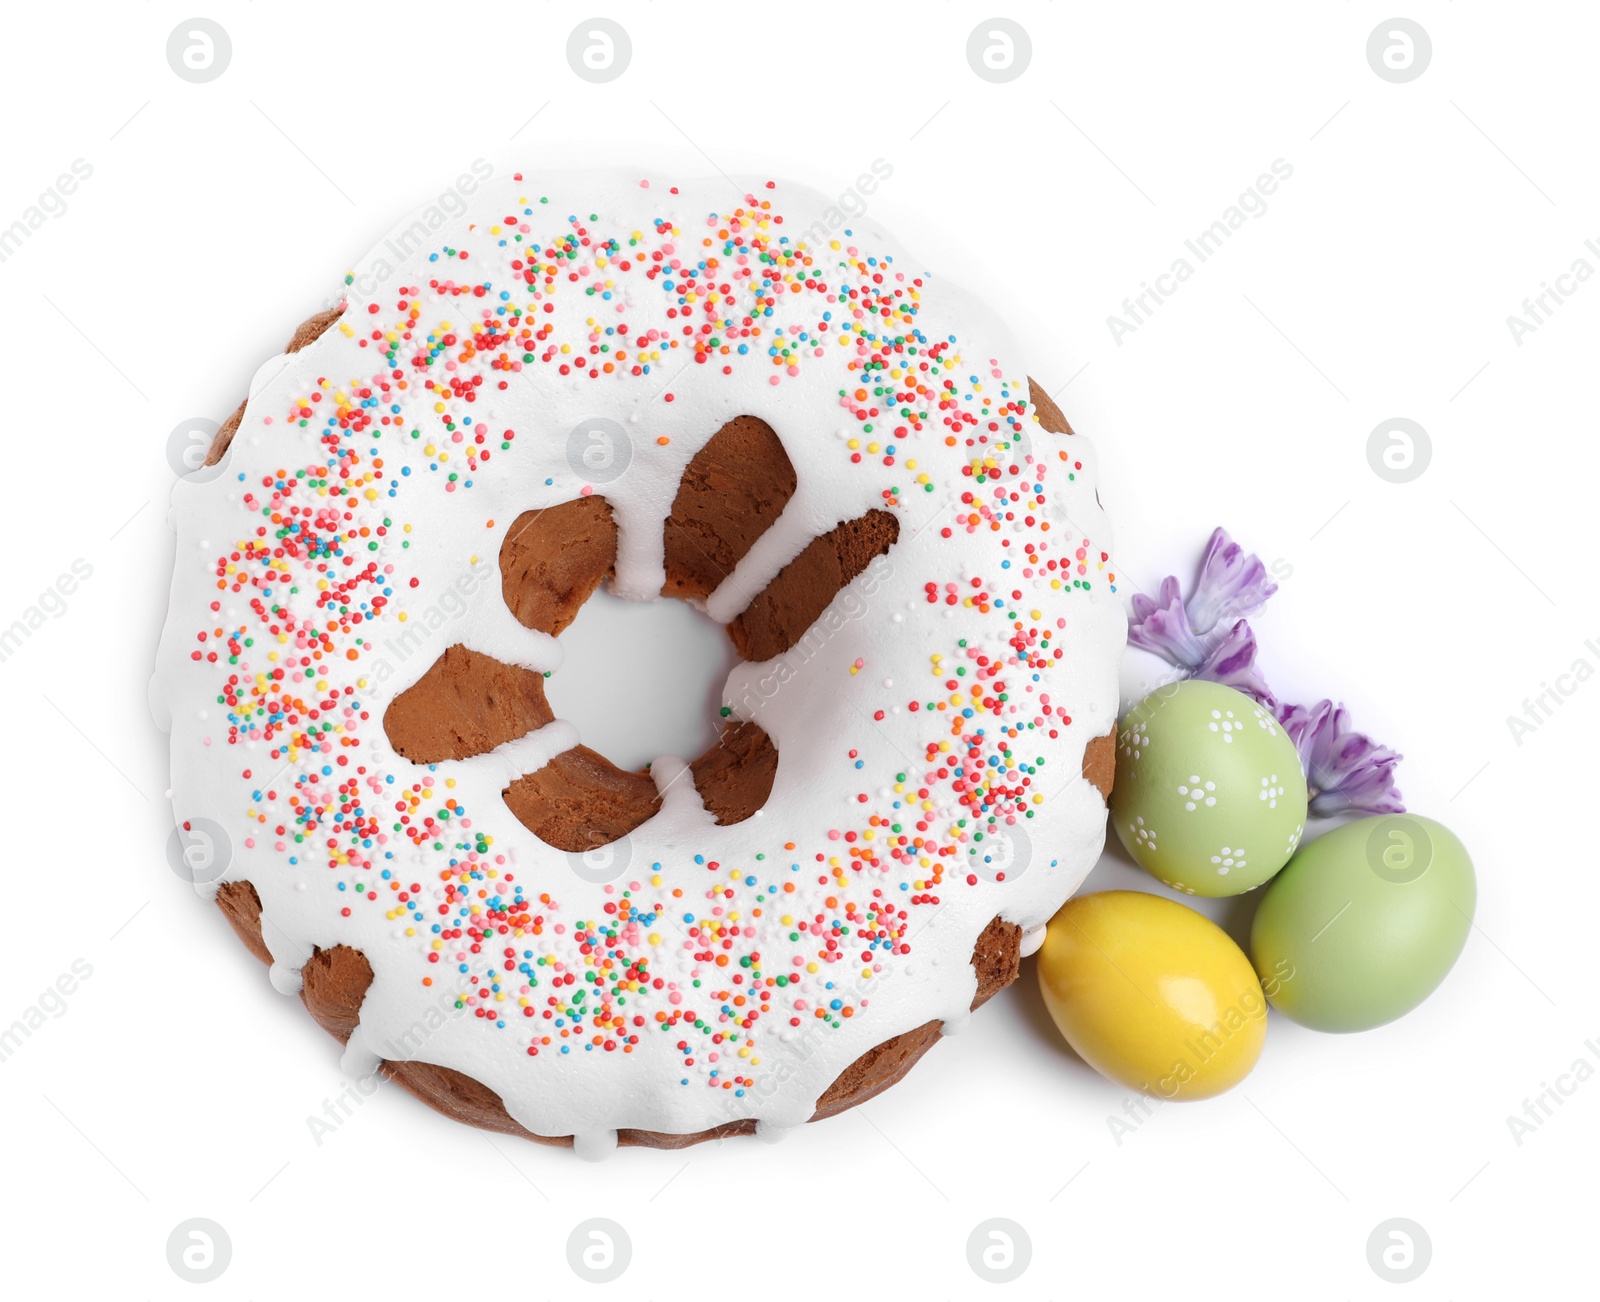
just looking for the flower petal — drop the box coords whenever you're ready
[1187,526,1278,634]
[1128,575,1207,668]
[1276,699,1405,816]
[1194,620,1276,707]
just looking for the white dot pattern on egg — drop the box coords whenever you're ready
[1120,720,1149,763]
[1207,708,1242,743]
[1177,775,1217,811]
[1259,775,1287,808]
[1129,816,1157,851]
[1209,845,1247,875]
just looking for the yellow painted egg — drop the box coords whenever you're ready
[1036,890,1269,1100]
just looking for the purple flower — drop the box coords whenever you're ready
[1124,527,1406,814]
[1128,576,1208,668]
[1194,620,1276,707]
[1188,527,1278,634]
[1128,527,1279,671]
[1277,699,1406,816]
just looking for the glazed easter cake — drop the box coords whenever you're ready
[152,170,1126,1153]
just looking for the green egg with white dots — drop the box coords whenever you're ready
[1111,681,1308,897]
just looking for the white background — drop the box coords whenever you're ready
[0,2,1592,1296]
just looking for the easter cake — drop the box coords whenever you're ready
[152,170,1126,1152]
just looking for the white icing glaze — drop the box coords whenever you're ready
[248,351,293,401]
[572,1128,619,1161]
[152,169,1125,1144]
[1019,922,1048,958]
[268,961,303,996]
[341,1024,381,1079]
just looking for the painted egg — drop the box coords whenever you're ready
[1250,814,1475,1032]
[1036,890,1267,1100]
[1111,680,1308,897]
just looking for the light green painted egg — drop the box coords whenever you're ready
[1110,681,1308,897]
[1250,814,1476,1032]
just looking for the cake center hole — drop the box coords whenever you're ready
[544,587,738,771]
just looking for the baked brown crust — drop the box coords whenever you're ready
[383,644,555,762]
[500,497,619,637]
[728,509,900,664]
[664,414,798,600]
[687,721,779,826]
[1082,731,1116,803]
[503,744,663,851]
[204,309,1116,1148]
[1028,382,1076,437]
